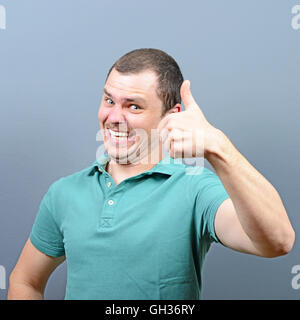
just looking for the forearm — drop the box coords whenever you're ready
[7,280,44,300]
[205,129,295,254]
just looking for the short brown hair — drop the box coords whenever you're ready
[105,48,184,116]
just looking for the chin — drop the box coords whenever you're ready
[105,143,134,164]
[106,141,149,165]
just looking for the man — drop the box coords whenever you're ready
[8,48,295,300]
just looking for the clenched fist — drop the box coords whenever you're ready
[157,80,222,159]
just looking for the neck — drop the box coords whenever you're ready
[106,145,163,184]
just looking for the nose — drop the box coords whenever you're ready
[107,104,126,124]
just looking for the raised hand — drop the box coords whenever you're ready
[157,80,219,158]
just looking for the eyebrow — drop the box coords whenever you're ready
[103,88,147,105]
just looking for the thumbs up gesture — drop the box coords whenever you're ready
[157,80,221,159]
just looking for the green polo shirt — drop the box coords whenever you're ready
[30,154,229,300]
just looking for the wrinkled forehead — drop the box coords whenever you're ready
[105,69,160,103]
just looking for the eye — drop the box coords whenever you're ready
[105,98,114,105]
[129,104,141,110]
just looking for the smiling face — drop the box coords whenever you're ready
[98,68,165,164]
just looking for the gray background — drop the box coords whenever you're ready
[0,0,299,300]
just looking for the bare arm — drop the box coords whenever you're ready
[8,238,65,300]
[157,80,295,258]
[209,131,295,257]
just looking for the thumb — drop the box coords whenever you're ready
[180,80,197,110]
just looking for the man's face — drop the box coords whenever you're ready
[98,68,164,163]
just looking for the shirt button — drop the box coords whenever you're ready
[108,199,114,206]
[107,182,112,188]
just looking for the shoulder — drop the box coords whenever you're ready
[165,157,220,184]
[47,163,96,199]
[169,159,222,199]
[179,161,220,185]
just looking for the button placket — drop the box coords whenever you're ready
[97,170,127,232]
[98,175,117,231]
[99,199,115,229]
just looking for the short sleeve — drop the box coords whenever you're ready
[195,168,230,243]
[30,185,65,257]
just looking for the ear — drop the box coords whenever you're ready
[165,103,181,115]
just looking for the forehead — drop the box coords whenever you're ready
[104,69,160,102]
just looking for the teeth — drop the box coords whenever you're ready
[109,129,129,137]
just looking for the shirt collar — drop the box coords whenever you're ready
[88,152,185,177]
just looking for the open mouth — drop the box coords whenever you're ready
[106,129,136,145]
